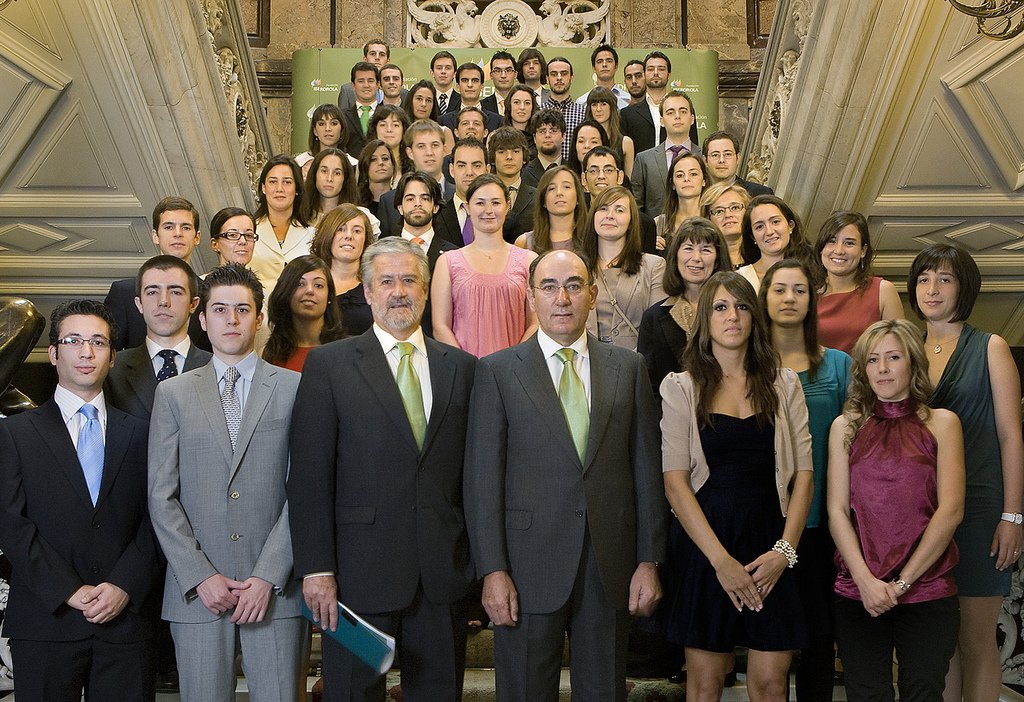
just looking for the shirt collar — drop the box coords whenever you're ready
[536,328,589,360]
[212,351,258,384]
[373,323,427,358]
[54,384,107,426]
[145,336,192,362]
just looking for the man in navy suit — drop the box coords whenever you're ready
[289,238,476,701]
[430,51,459,116]
[488,127,537,235]
[104,196,203,351]
[106,255,213,421]
[0,299,159,701]
[481,51,518,117]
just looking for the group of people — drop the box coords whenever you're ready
[0,38,1020,702]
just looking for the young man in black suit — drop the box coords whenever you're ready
[702,130,774,196]
[488,127,537,235]
[0,299,160,701]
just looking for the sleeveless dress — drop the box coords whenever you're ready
[834,399,959,604]
[664,413,807,652]
[928,325,1009,596]
[817,276,883,355]
[446,245,531,358]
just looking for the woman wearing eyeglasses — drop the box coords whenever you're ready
[700,182,750,269]
[209,207,257,268]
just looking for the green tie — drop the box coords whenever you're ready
[395,341,427,449]
[556,348,589,461]
[358,105,372,135]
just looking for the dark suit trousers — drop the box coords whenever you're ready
[322,585,467,702]
[493,530,629,702]
[10,636,154,702]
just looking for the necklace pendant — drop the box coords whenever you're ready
[934,344,942,354]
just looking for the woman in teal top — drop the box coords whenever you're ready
[761,259,851,701]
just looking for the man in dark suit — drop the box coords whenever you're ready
[341,62,381,160]
[488,127,537,236]
[521,109,565,188]
[480,51,518,117]
[440,100,502,135]
[288,237,477,701]
[105,196,203,350]
[435,137,522,247]
[430,51,459,116]
[337,40,405,110]
[619,51,702,155]
[377,121,454,238]
[465,249,667,701]
[516,48,550,105]
[702,130,774,196]
[631,90,702,218]
[106,255,212,421]
[0,299,160,700]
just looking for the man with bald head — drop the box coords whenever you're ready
[465,250,667,701]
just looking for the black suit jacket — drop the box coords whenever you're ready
[508,183,537,235]
[104,277,206,352]
[439,108,503,135]
[620,103,700,155]
[480,94,502,115]
[0,399,159,643]
[432,199,523,247]
[341,104,368,160]
[636,300,687,401]
[437,90,461,116]
[287,331,477,612]
[737,177,774,197]
[377,182,456,239]
[520,157,552,189]
[105,343,213,420]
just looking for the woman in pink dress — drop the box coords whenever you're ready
[431,174,538,357]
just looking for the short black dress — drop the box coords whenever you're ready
[663,413,807,652]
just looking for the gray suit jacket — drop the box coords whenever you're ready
[148,359,302,623]
[631,141,703,218]
[105,343,212,420]
[464,335,666,614]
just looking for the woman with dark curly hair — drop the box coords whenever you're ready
[737,194,815,291]
[356,139,396,219]
[251,155,312,299]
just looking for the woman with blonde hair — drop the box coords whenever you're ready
[700,182,750,268]
[828,319,964,701]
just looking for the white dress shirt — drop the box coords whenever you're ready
[146,337,193,377]
[536,328,592,409]
[401,227,435,251]
[212,351,259,411]
[372,324,433,420]
[54,385,108,447]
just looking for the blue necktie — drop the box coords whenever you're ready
[77,403,104,506]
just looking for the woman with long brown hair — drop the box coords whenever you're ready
[515,165,588,254]
[657,152,710,252]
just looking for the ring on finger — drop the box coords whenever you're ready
[756,585,763,593]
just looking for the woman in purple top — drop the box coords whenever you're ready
[827,319,965,701]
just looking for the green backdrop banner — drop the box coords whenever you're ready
[291,47,718,154]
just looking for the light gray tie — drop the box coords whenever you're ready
[221,366,241,450]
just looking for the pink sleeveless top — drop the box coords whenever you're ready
[447,245,532,358]
[817,276,882,355]
[834,398,958,604]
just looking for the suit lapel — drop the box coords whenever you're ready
[95,407,132,508]
[583,338,619,472]
[354,331,420,453]
[123,347,158,414]
[419,338,455,458]
[29,401,94,507]
[197,363,236,467]
[228,360,276,480]
[654,144,668,188]
[512,339,581,469]
[182,345,211,372]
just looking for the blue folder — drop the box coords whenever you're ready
[302,600,396,674]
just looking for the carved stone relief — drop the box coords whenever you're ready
[407,0,610,47]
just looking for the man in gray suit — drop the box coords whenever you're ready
[631,90,702,218]
[149,264,305,702]
[105,255,212,420]
[288,238,476,701]
[465,249,667,702]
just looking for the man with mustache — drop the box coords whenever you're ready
[288,237,477,701]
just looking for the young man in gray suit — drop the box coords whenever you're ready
[149,264,305,702]
[465,249,667,702]
[105,255,212,421]
[631,90,701,217]
[288,238,476,701]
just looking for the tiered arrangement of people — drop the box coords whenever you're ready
[0,39,1019,702]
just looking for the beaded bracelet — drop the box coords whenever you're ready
[772,539,798,568]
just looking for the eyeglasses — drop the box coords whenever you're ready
[491,67,516,75]
[533,282,587,297]
[56,336,110,349]
[709,203,745,218]
[216,230,259,242]
[585,166,619,177]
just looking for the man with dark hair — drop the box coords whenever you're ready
[441,64,502,133]
[341,62,382,159]
[379,63,405,106]
[149,263,304,701]
[482,51,518,116]
[623,59,646,105]
[338,40,403,110]
[377,120,454,238]
[105,196,204,351]
[489,127,536,232]
[106,255,212,421]
[522,109,565,188]
[435,137,491,247]
[1,299,160,701]
[581,147,657,253]
[465,248,666,701]
[289,237,477,701]
[576,44,629,109]
[702,130,773,196]
[394,171,457,271]
[631,90,701,217]
[542,57,584,162]
[620,51,698,154]
[430,50,459,115]
[516,48,549,104]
